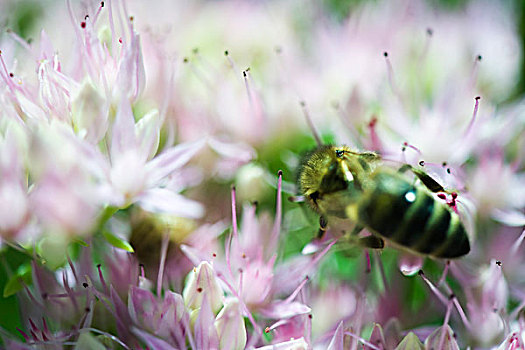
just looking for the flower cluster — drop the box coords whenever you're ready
[0,0,524,349]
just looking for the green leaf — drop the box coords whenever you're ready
[103,230,134,252]
[3,263,32,297]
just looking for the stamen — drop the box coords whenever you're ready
[238,267,243,297]
[469,55,482,89]
[419,27,433,63]
[157,231,170,298]
[96,264,108,294]
[264,319,289,333]
[464,96,481,138]
[92,1,105,25]
[224,49,240,77]
[368,116,381,151]
[243,69,258,120]
[139,263,145,278]
[66,254,79,283]
[452,296,471,330]
[62,271,79,312]
[300,101,323,146]
[383,51,397,94]
[438,260,451,286]
[270,170,283,251]
[403,141,422,154]
[419,270,449,305]
[284,276,309,304]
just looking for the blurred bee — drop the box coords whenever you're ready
[297,145,470,259]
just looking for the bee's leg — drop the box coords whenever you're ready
[399,164,445,193]
[317,216,328,239]
[357,235,385,249]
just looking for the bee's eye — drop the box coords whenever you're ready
[335,150,344,158]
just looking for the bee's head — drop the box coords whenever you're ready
[297,145,355,208]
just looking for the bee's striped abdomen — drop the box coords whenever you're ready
[357,172,470,259]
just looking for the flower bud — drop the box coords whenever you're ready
[183,261,224,314]
[214,298,247,350]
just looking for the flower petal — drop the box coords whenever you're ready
[111,98,138,161]
[137,188,204,218]
[145,139,206,186]
[133,328,177,350]
[259,300,311,319]
[492,209,525,227]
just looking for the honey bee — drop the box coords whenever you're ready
[297,145,470,259]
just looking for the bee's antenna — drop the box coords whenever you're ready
[299,101,323,146]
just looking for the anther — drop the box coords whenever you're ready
[278,170,283,176]
[224,50,229,56]
[477,55,482,61]
[383,51,388,57]
[129,16,134,22]
[82,282,88,288]
[446,168,451,174]
[442,162,447,167]
[80,22,86,29]
[85,307,91,312]
[183,57,188,63]
[84,15,89,20]
[9,73,13,77]
[196,287,203,293]
[100,1,104,7]
[419,160,425,166]
[496,261,502,266]
[426,28,433,36]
